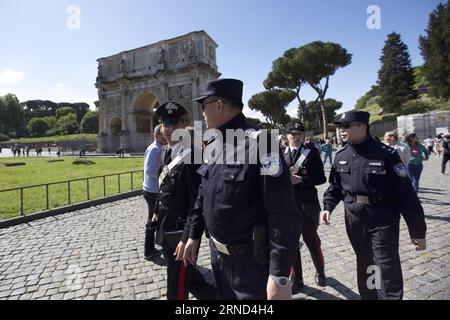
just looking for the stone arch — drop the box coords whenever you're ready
[133,92,159,134]
[110,117,122,135]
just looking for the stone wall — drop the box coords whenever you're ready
[397,111,450,139]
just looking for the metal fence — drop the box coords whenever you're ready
[0,170,143,218]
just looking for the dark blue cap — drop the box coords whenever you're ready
[333,111,370,125]
[194,78,244,108]
[155,101,187,125]
[286,122,305,133]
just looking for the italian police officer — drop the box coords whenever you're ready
[284,122,327,290]
[154,101,216,300]
[183,78,301,300]
[321,110,427,300]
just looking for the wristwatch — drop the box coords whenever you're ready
[269,274,292,287]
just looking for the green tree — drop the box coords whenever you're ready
[264,48,308,121]
[80,111,99,133]
[27,118,50,137]
[295,41,351,138]
[266,42,352,137]
[377,32,416,113]
[419,2,450,98]
[304,98,343,130]
[0,94,25,136]
[56,106,76,119]
[248,89,296,129]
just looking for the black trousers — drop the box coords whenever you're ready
[442,155,450,174]
[162,238,217,300]
[143,191,158,255]
[209,239,268,300]
[345,211,403,300]
[293,202,325,282]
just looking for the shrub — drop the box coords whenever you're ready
[0,133,9,142]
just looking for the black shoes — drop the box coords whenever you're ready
[315,272,327,287]
[292,279,304,293]
[144,248,162,260]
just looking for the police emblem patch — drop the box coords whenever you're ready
[393,163,408,178]
[260,152,283,177]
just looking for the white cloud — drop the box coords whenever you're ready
[0,69,25,85]
[56,82,65,88]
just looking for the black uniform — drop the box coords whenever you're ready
[323,135,427,300]
[283,143,327,285]
[188,113,301,300]
[154,101,217,300]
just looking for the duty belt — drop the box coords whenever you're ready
[344,193,385,205]
[211,236,253,256]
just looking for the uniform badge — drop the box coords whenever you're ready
[393,163,408,178]
[166,103,178,114]
[339,160,348,165]
[260,152,283,177]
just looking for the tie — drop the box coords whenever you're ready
[291,149,298,163]
[164,148,172,165]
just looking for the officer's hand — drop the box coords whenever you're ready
[266,277,292,300]
[411,238,426,251]
[183,238,200,266]
[151,213,158,222]
[173,241,185,261]
[290,175,302,185]
[320,210,331,225]
[289,166,297,175]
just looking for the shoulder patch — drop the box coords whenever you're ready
[393,163,408,178]
[260,152,283,177]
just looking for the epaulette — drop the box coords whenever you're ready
[381,144,397,155]
[336,144,348,154]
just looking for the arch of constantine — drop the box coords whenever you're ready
[96,30,220,152]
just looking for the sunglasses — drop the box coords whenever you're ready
[201,99,221,111]
[338,122,358,129]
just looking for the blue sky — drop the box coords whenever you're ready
[0,0,444,121]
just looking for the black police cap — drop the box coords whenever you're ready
[286,122,305,134]
[155,101,187,125]
[194,78,244,108]
[333,111,370,125]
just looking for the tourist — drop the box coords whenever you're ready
[441,134,450,175]
[384,131,411,166]
[424,135,434,155]
[404,133,429,193]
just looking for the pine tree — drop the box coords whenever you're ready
[377,32,416,113]
[419,2,450,99]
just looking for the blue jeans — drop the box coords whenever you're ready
[407,164,423,193]
[323,153,333,165]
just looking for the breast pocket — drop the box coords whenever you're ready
[366,162,386,191]
[219,165,247,206]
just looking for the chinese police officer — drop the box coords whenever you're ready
[321,111,427,300]
[154,101,216,300]
[183,78,301,300]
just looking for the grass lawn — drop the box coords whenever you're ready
[0,157,144,220]
[1,133,97,145]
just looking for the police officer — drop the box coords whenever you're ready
[154,101,216,300]
[321,111,427,300]
[284,122,327,290]
[183,79,301,300]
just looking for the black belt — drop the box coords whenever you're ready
[211,236,253,256]
[344,194,386,205]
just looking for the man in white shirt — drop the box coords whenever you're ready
[384,131,411,165]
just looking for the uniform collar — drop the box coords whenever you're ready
[217,112,249,137]
[349,135,375,153]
